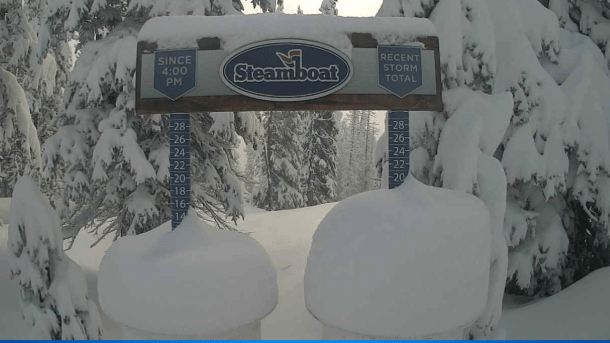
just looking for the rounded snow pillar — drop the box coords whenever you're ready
[304,174,491,340]
[97,211,278,340]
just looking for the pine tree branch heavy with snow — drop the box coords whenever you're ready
[0,67,41,196]
[41,0,263,244]
[376,0,610,337]
[0,0,43,197]
[8,175,102,339]
[547,0,610,67]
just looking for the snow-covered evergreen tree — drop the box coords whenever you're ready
[376,0,437,18]
[319,0,337,15]
[253,111,305,211]
[42,0,262,245]
[358,110,378,192]
[547,0,610,67]
[375,0,510,338]
[337,110,378,199]
[276,0,283,13]
[376,0,610,336]
[8,175,102,339]
[250,0,277,12]
[0,0,42,197]
[243,142,258,204]
[301,110,338,206]
[337,111,361,199]
[0,67,41,197]
[32,0,76,144]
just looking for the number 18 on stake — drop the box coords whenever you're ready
[388,111,410,189]
[170,113,191,229]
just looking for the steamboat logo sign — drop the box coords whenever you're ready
[221,39,353,102]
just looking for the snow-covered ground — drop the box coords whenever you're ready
[1,203,610,339]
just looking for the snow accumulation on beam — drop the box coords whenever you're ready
[138,14,437,54]
[304,174,491,339]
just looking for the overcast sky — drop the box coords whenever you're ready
[243,0,383,17]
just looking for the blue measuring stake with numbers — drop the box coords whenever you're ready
[169,113,191,229]
[388,111,410,189]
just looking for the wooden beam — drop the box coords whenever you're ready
[137,93,443,114]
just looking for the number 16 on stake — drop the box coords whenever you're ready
[170,113,191,229]
[388,111,410,189]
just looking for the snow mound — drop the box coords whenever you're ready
[97,211,278,336]
[138,14,437,54]
[502,267,610,339]
[304,174,491,339]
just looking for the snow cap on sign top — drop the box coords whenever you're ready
[304,173,491,339]
[97,210,278,336]
[138,14,436,55]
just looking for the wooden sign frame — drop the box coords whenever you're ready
[136,33,442,114]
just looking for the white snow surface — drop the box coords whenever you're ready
[501,267,610,339]
[138,14,436,54]
[97,210,278,336]
[4,204,610,339]
[304,174,491,339]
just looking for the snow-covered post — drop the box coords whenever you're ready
[98,211,278,340]
[304,175,491,340]
[304,174,491,339]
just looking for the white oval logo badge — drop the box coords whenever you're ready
[221,39,353,102]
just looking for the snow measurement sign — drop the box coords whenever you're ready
[378,46,423,98]
[135,15,442,219]
[136,16,441,113]
[153,49,197,101]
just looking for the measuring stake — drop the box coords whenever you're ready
[169,113,191,229]
[388,111,410,189]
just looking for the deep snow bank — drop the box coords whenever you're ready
[97,211,277,337]
[304,174,491,339]
[502,267,610,339]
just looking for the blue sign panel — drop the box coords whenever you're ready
[221,39,353,101]
[169,113,190,229]
[388,111,410,189]
[154,49,197,101]
[378,46,422,98]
